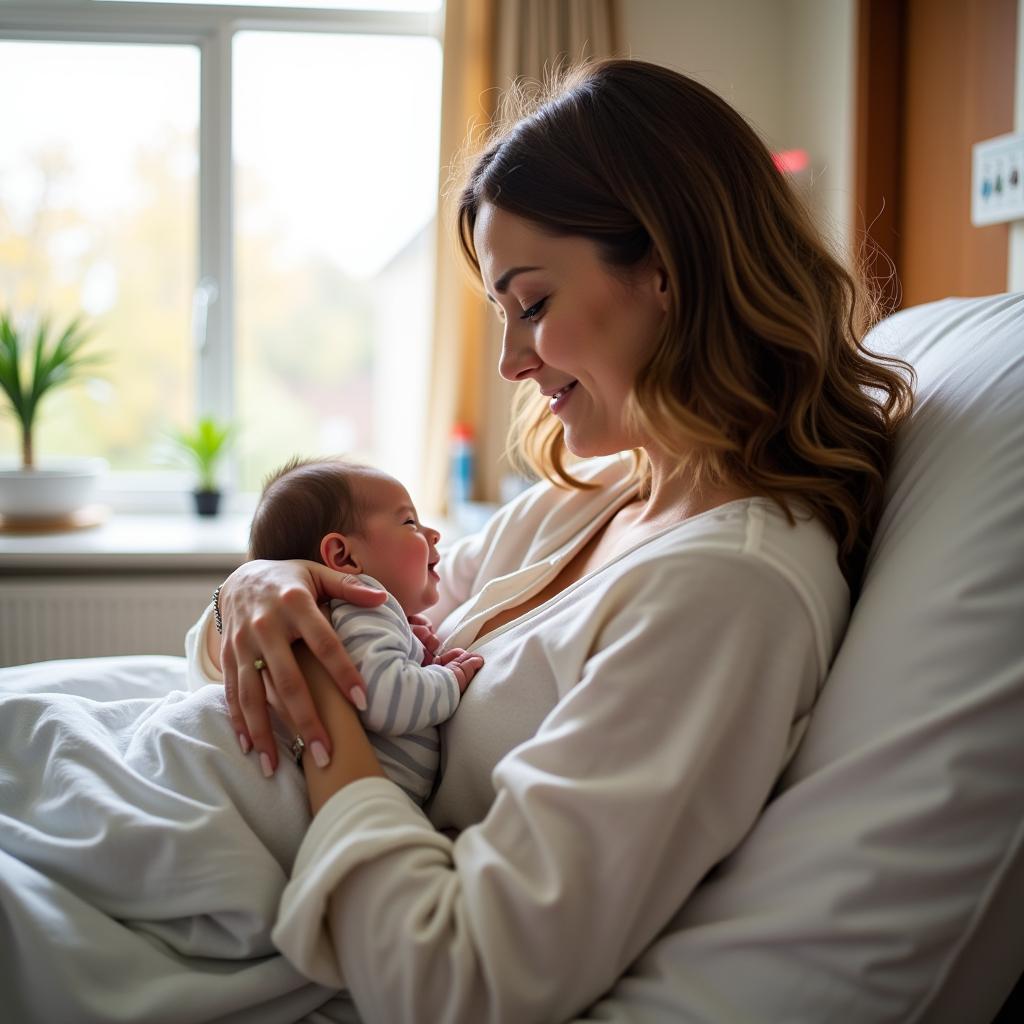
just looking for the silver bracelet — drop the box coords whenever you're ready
[212,584,224,635]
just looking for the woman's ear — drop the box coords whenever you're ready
[321,533,361,573]
[653,255,672,312]
[642,248,672,313]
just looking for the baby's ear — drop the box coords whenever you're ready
[321,533,361,573]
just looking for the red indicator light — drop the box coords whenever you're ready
[772,149,810,174]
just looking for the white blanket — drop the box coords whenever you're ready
[0,655,359,1023]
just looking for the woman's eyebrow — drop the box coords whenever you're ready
[490,265,542,298]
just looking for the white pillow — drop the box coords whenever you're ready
[578,294,1024,1023]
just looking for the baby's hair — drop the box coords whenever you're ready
[248,455,370,563]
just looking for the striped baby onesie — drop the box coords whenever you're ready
[328,575,461,803]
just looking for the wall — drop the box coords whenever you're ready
[620,0,790,145]
[620,0,856,256]
[783,0,856,257]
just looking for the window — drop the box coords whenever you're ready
[101,1,441,8]
[0,1,443,507]
[232,30,441,492]
[0,40,199,473]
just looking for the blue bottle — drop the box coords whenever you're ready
[449,423,475,513]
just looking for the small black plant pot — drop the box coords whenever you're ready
[193,489,222,517]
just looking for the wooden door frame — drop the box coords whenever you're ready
[854,0,908,313]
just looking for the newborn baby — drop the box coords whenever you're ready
[247,456,483,802]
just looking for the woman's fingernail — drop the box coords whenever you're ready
[260,752,274,778]
[310,740,330,768]
[238,733,251,755]
[351,687,368,711]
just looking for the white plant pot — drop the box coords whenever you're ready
[0,458,108,519]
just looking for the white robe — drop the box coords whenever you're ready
[251,454,849,1023]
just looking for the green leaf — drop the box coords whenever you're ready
[0,311,107,468]
[167,415,237,490]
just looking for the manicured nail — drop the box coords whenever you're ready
[260,752,274,778]
[238,733,252,755]
[310,740,330,768]
[351,687,368,711]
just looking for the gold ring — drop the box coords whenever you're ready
[253,657,266,672]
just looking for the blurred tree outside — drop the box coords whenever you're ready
[0,108,196,471]
[235,169,374,493]
[0,127,376,487]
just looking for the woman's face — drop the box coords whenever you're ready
[472,203,669,458]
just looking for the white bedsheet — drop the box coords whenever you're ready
[0,655,360,1023]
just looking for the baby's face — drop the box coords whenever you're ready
[343,474,441,616]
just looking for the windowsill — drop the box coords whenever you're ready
[0,502,499,575]
[0,512,252,573]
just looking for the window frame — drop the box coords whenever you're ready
[0,0,443,511]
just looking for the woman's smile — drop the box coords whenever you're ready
[549,380,578,414]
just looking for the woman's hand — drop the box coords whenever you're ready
[211,558,387,774]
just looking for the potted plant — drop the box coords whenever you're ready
[0,311,108,522]
[169,416,236,516]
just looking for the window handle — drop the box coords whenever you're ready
[191,277,219,353]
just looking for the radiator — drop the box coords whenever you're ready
[0,575,221,667]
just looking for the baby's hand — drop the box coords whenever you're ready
[409,614,440,665]
[438,648,484,693]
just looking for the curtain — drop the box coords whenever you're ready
[423,0,619,515]
[494,0,618,85]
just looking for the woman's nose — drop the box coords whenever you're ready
[498,324,542,383]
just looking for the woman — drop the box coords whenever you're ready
[190,59,913,1021]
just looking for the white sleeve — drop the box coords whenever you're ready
[333,603,461,735]
[272,554,821,1022]
[183,602,223,691]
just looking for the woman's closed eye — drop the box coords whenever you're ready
[519,297,548,322]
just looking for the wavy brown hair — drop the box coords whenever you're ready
[456,59,914,596]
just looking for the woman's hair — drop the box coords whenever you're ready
[456,58,915,595]
[248,456,368,563]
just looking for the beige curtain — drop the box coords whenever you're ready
[423,0,619,514]
[494,0,618,86]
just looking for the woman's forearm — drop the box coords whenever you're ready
[295,644,385,815]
